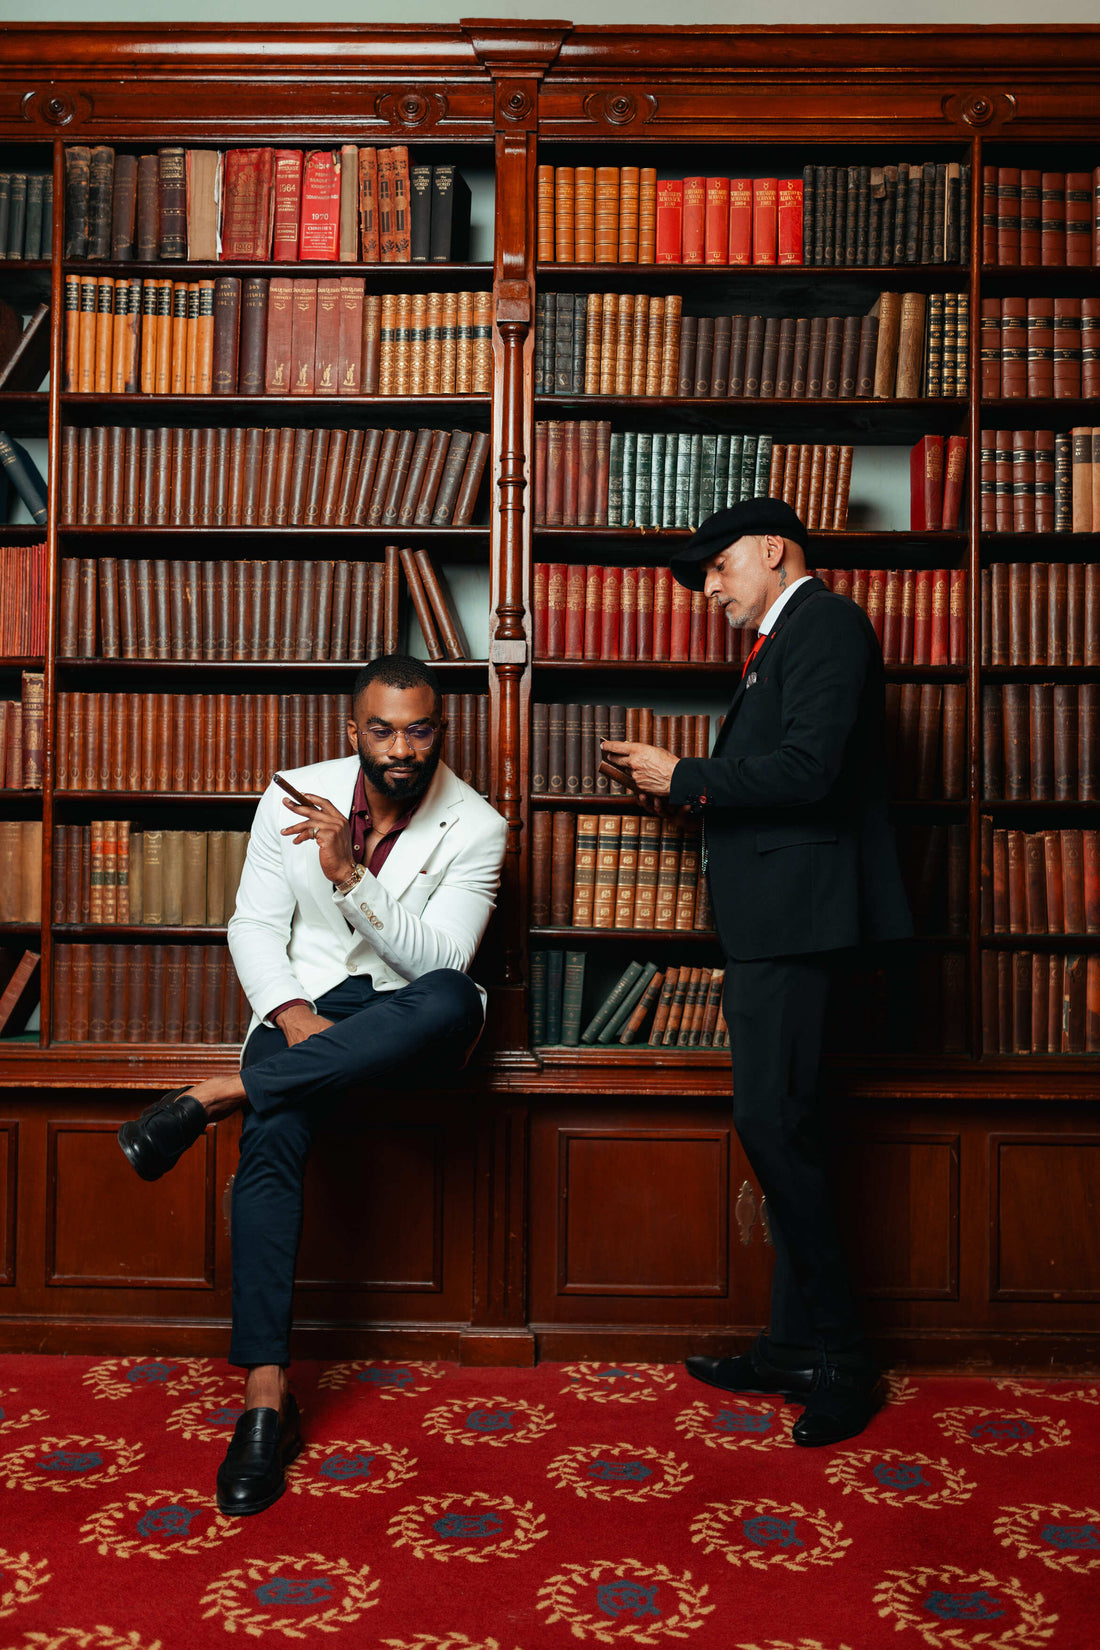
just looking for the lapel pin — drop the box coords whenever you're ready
[746,671,757,687]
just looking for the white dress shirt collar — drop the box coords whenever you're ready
[757,574,814,636]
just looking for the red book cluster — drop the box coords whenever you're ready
[53,943,249,1045]
[53,691,491,800]
[981,950,1099,1056]
[536,166,802,266]
[62,423,490,531]
[981,166,1100,267]
[0,673,44,790]
[532,809,712,933]
[981,821,1100,938]
[64,143,471,264]
[979,428,1100,534]
[979,296,1100,400]
[885,682,967,800]
[533,563,755,667]
[815,566,967,665]
[909,435,968,530]
[981,683,1098,801]
[0,542,47,655]
[981,563,1100,667]
[59,546,470,665]
[532,703,713,798]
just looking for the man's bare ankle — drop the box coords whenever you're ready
[244,1366,287,1414]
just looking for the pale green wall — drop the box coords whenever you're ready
[4,0,1099,21]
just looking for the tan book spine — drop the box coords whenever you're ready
[614,812,640,928]
[895,291,928,398]
[574,165,595,263]
[614,292,634,395]
[660,294,682,397]
[584,289,603,394]
[109,278,129,394]
[630,292,649,396]
[633,815,660,929]
[77,275,97,394]
[554,166,575,263]
[647,966,678,1044]
[393,290,412,396]
[872,291,903,397]
[619,165,640,263]
[473,289,493,395]
[598,292,618,396]
[439,290,458,394]
[572,813,598,928]
[638,167,658,264]
[592,813,621,929]
[537,164,556,263]
[93,275,115,395]
[424,290,442,395]
[644,293,665,397]
[170,280,188,394]
[455,289,474,395]
[594,165,619,264]
[378,291,397,395]
[181,830,207,925]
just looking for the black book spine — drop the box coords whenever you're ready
[572,293,587,395]
[802,164,815,266]
[409,162,433,263]
[554,291,573,394]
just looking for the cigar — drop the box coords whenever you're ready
[273,772,313,807]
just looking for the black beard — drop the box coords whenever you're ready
[356,737,441,806]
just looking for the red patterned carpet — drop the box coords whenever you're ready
[1,1356,1098,1650]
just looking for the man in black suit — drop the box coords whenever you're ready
[602,498,912,1446]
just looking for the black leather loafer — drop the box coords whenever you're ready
[216,1394,303,1517]
[117,1088,208,1182]
[792,1363,884,1447]
[685,1345,817,1402]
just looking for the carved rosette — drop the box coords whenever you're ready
[583,90,658,128]
[20,87,93,127]
[373,89,448,130]
[499,85,534,125]
[942,89,1017,129]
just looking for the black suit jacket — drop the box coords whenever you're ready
[669,577,913,961]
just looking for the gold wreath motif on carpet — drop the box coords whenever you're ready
[200,1552,379,1638]
[387,1491,547,1564]
[537,1558,714,1643]
[873,1562,1058,1649]
[690,1497,850,1571]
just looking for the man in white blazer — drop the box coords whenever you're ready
[117,654,508,1515]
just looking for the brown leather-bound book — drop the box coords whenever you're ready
[224,427,246,527]
[613,813,639,928]
[313,276,341,396]
[548,810,575,927]
[301,429,331,527]
[286,426,314,526]
[395,428,434,528]
[1061,828,1085,934]
[236,276,268,396]
[412,549,467,661]
[1006,829,1028,933]
[759,314,782,397]
[591,813,621,930]
[316,428,347,528]
[837,313,860,397]
[1000,296,1028,398]
[361,292,382,393]
[363,426,399,525]
[941,682,966,800]
[290,278,317,395]
[530,809,552,926]
[913,683,942,799]
[211,276,241,395]
[87,942,110,1041]
[336,277,364,395]
[1084,830,1100,935]
[1011,429,1035,533]
[379,428,416,526]
[156,145,187,259]
[410,428,451,526]
[269,426,295,527]
[1000,682,1028,799]
[431,429,474,526]
[1043,829,1066,933]
[1029,682,1054,800]
[383,544,401,654]
[452,429,491,527]
[871,291,902,396]
[1023,829,1048,932]
[895,291,927,396]
[855,312,879,397]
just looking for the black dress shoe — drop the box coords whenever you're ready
[792,1362,884,1447]
[216,1394,303,1517]
[685,1344,817,1401]
[117,1088,208,1182]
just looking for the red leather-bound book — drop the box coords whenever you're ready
[583,565,603,660]
[949,568,967,665]
[778,178,803,265]
[1000,296,1028,398]
[882,568,902,663]
[704,178,730,265]
[929,566,950,665]
[1062,828,1085,933]
[996,167,1021,265]
[728,178,752,265]
[221,149,274,261]
[1026,296,1054,397]
[620,565,637,660]
[689,590,707,662]
[652,567,672,661]
[1012,430,1036,534]
[533,562,549,660]
[563,563,586,661]
[912,568,933,665]
[577,420,597,528]
[545,562,566,660]
[941,434,968,531]
[866,568,886,648]
[1040,171,1066,266]
[600,564,621,660]
[1044,830,1066,930]
[299,150,340,262]
[544,421,564,527]
[272,149,303,262]
[899,569,916,666]
[594,420,611,526]
[910,434,944,531]
[655,181,682,264]
[752,178,778,265]
[669,578,691,662]
[681,177,705,265]
[1065,171,1092,268]
[635,566,654,661]
[1084,828,1100,934]
[534,420,549,525]
[1018,168,1041,266]
[289,278,317,395]
[561,422,580,528]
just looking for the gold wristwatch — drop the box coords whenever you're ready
[334,864,365,895]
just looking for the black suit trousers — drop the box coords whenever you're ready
[724,953,865,1358]
[229,967,483,1369]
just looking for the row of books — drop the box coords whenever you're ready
[530,951,729,1050]
[0,675,44,791]
[0,171,53,261]
[63,144,471,264]
[817,566,968,665]
[981,951,1099,1056]
[885,683,966,801]
[533,567,747,667]
[978,295,1100,401]
[0,431,48,525]
[536,168,801,268]
[532,705,712,799]
[0,542,47,656]
[534,424,853,533]
[535,290,967,402]
[981,823,1100,938]
[980,167,1100,268]
[801,161,969,269]
[53,943,249,1045]
[978,428,1100,535]
[62,423,490,530]
[981,683,1098,802]
[53,690,491,798]
[0,821,41,923]
[909,434,969,533]
[51,825,249,927]
[533,811,711,934]
[899,822,968,938]
[60,546,471,664]
[981,563,1100,668]
[63,274,494,398]
[0,300,50,391]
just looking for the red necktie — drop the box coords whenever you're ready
[742,631,766,678]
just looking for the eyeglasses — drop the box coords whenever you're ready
[361,720,440,752]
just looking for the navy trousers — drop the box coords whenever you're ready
[229,968,483,1368]
[723,954,866,1364]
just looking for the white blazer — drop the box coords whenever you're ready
[227,755,508,1051]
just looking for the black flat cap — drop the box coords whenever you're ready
[669,498,810,590]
